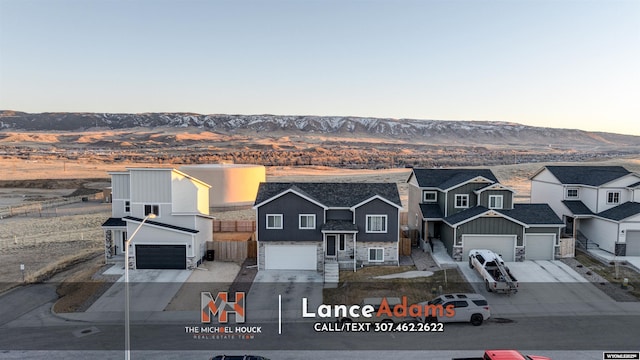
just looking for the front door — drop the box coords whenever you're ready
[326,235,337,258]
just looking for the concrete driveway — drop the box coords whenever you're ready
[247,270,324,323]
[457,260,637,317]
[86,266,192,313]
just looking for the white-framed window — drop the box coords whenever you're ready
[299,214,316,229]
[423,191,437,202]
[607,191,620,204]
[144,204,159,216]
[368,248,384,262]
[455,194,469,208]
[124,200,130,212]
[566,188,579,199]
[266,214,283,229]
[366,215,387,233]
[488,195,503,209]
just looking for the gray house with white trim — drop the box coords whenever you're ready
[253,182,402,271]
[530,165,640,256]
[408,168,563,261]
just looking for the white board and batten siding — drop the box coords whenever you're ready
[264,244,317,270]
[462,235,516,262]
[129,169,172,203]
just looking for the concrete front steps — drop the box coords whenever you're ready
[324,261,339,288]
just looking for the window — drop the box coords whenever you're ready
[455,194,469,208]
[144,204,159,216]
[124,200,130,212]
[607,191,620,204]
[299,214,316,229]
[423,191,437,202]
[339,237,345,251]
[566,188,579,199]
[368,248,384,262]
[266,214,283,229]
[366,215,387,233]
[488,195,503,209]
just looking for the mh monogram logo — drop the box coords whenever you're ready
[201,291,246,323]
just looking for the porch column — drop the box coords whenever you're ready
[353,233,357,272]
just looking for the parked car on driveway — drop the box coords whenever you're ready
[414,293,491,326]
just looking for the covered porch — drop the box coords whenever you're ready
[321,220,359,271]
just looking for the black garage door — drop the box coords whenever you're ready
[136,245,186,269]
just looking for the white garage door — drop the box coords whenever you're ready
[462,235,516,262]
[525,234,556,260]
[265,244,317,270]
[626,231,640,256]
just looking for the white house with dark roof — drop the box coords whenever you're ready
[101,168,213,269]
[253,182,402,273]
[530,165,640,256]
[408,168,564,262]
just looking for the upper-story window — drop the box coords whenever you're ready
[144,204,159,216]
[299,214,316,230]
[607,191,620,204]
[488,195,503,209]
[366,215,387,233]
[266,214,283,229]
[455,194,469,209]
[124,200,131,213]
[423,191,437,202]
[566,188,579,199]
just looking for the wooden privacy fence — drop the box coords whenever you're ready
[213,220,256,232]
[400,236,412,256]
[208,240,257,261]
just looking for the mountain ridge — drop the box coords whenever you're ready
[0,110,638,147]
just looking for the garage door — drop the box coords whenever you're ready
[265,244,317,270]
[136,244,186,269]
[525,234,556,260]
[626,231,640,256]
[462,235,516,262]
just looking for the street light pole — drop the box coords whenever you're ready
[124,214,155,360]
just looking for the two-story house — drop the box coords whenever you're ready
[253,182,402,272]
[530,165,640,256]
[408,168,563,262]
[101,168,213,269]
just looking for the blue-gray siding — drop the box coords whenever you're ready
[257,192,324,242]
[354,198,398,243]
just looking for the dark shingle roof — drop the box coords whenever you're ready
[629,181,640,188]
[102,217,126,227]
[123,216,199,234]
[545,166,630,186]
[444,204,563,226]
[498,204,564,225]
[321,220,359,232]
[411,168,498,190]
[444,206,489,225]
[562,200,594,216]
[420,204,444,219]
[597,202,640,221]
[254,182,402,208]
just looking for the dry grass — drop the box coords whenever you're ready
[324,266,473,306]
[52,255,110,313]
[574,250,640,299]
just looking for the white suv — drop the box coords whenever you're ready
[414,293,490,326]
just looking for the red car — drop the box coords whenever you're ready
[453,350,551,360]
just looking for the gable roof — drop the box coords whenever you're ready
[254,182,402,209]
[443,204,563,227]
[410,168,498,190]
[597,202,640,222]
[102,217,126,227]
[543,166,631,187]
[499,204,564,225]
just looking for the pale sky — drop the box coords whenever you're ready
[1,0,639,135]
